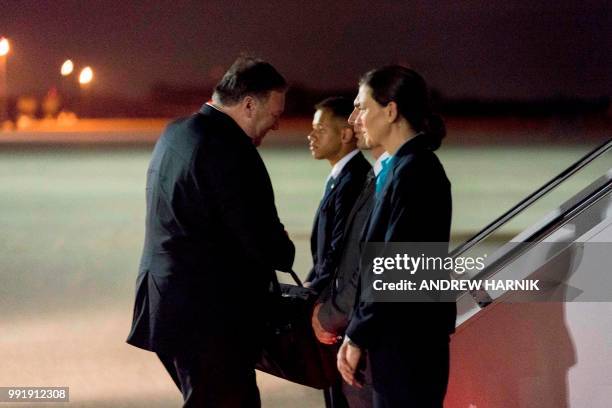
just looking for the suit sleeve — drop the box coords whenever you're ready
[309,179,362,293]
[317,254,361,333]
[345,277,377,348]
[195,141,295,273]
[305,266,316,284]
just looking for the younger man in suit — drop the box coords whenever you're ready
[305,97,371,407]
[305,96,371,294]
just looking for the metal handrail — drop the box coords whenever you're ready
[450,138,612,258]
[463,176,612,308]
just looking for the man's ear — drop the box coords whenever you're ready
[385,101,398,123]
[340,126,355,144]
[243,96,257,118]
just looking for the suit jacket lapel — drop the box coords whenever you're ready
[312,152,370,261]
[311,175,337,257]
[347,172,375,224]
[319,178,337,209]
[321,151,364,209]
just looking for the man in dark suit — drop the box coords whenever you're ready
[126,57,295,408]
[305,97,371,408]
[312,104,388,408]
[305,97,371,295]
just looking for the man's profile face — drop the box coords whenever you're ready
[252,90,285,146]
[354,84,387,148]
[348,106,369,150]
[307,109,343,161]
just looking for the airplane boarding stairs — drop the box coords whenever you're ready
[444,139,612,408]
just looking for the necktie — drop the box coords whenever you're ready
[322,176,336,202]
[325,176,335,194]
[375,157,393,197]
[364,170,376,190]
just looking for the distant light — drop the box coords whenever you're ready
[79,66,93,85]
[0,37,9,57]
[61,59,74,76]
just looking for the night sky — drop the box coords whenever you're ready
[1,1,609,99]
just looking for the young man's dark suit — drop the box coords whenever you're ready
[308,151,371,408]
[306,151,371,294]
[127,104,295,407]
[318,169,377,408]
[317,169,375,334]
[346,134,456,408]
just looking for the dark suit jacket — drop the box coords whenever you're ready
[346,134,456,349]
[317,170,376,334]
[127,105,295,354]
[306,152,371,293]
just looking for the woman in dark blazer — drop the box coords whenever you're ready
[338,66,456,408]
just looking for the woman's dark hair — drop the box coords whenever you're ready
[360,65,446,150]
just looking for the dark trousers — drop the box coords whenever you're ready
[325,351,374,408]
[342,351,374,408]
[157,349,260,408]
[324,380,349,408]
[369,337,450,408]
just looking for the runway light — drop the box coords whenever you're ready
[61,60,74,76]
[79,66,93,85]
[0,37,9,56]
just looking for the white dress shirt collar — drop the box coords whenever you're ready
[373,151,391,177]
[205,102,222,112]
[329,149,359,181]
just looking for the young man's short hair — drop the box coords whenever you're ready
[315,96,354,123]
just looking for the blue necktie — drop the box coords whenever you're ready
[375,157,393,197]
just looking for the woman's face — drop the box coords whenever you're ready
[354,84,389,148]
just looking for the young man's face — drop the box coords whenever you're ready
[307,109,343,161]
[251,90,285,146]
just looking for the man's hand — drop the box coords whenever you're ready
[311,303,338,344]
[337,338,363,388]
